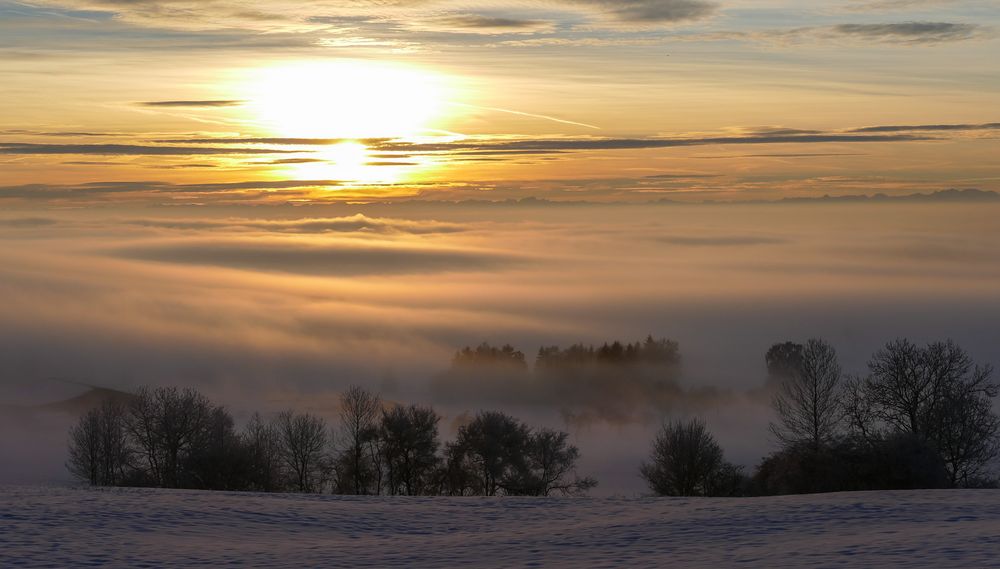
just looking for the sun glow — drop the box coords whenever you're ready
[285,141,389,184]
[245,60,450,139]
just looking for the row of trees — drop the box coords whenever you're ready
[70,336,997,498]
[435,337,686,424]
[640,337,1000,496]
[67,386,595,496]
[450,337,681,372]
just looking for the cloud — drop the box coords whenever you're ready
[845,0,961,12]
[693,153,869,159]
[655,235,788,246]
[137,100,245,108]
[0,143,297,156]
[0,130,117,137]
[125,214,467,235]
[700,21,988,46]
[832,22,983,43]
[0,217,60,228]
[420,15,555,34]
[152,138,386,146]
[850,122,1000,133]
[28,0,718,32]
[373,133,932,154]
[571,0,718,23]
[0,180,344,200]
[112,238,524,276]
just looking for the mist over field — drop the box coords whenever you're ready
[3,201,998,494]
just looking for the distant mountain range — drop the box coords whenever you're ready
[774,188,1000,204]
[387,189,1000,207]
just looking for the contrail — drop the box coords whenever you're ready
[450,103,601,130]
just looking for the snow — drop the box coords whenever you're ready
[2,485,999,568]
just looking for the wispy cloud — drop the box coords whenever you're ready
[570,0,718,24]
[0,179,343,200]
[372,133,932,154]
[137,100,245,108]
[419,15,556,35]
[126,214,467,235]
[832,22,983,43]
[0,143,297,156]
[850,122,1000,133]
[701,21,989,46]
[26,0,720,32]
[113,238,525,276]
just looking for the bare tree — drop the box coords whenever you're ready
[640,418,726,497]
[448,411,530,496]
[275,410,330,493]
[68,401,129,486]
[770,338,843,450]
[124,387,213,488]
[184,406,246,490]
[243,413,282,492]
[380,404,441,496]
[846,339,1000,486]
[505,428,596,496]
[336,386,382,495]
[932,385,1000,486]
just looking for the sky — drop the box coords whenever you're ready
[2,0,999,494]
[1,0,999,202]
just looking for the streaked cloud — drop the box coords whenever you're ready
[27,0,720,31]
[112,238,525,276]
[833,22,983,43]
[0,143,297,156]
[125,214,467,235]
[569,0,717,24]
[137,100,245,108]
[419,15,556,35]
[702,21,989,45]
[850,122,1000,133]
[373,133,932,154]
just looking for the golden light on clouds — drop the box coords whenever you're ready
[243,60,452,139]
[284,141,409,184]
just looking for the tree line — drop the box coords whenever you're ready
[68,336,999,497]
[67,386,595,496]
[640,338,1000,496]
[449,336,681,371]
[434,336,686,424]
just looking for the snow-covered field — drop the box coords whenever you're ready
[2,485,999,568]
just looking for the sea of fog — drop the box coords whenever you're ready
[2,202,998,494]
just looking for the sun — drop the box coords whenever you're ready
[245,60,450,139]
[285,141,381,183]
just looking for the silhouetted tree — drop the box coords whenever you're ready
[641,418,738,497]
[124,387,214,488]
[184,406,249,490]
[336,386,381,495]
[770,339,843,451]
[243,413,282,492]
[276,410,330,493]
[448,411,530,496]
[765,342,804,388]
[505,428,597,496]
[535,337,684,424]
[67,399,131,486]
[753,435,950,495]
[438,442,477,496]
[380,404,441,496]
[453,343,528,370]
[845,339,1000,486]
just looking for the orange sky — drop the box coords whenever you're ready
[2,0,999,203]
